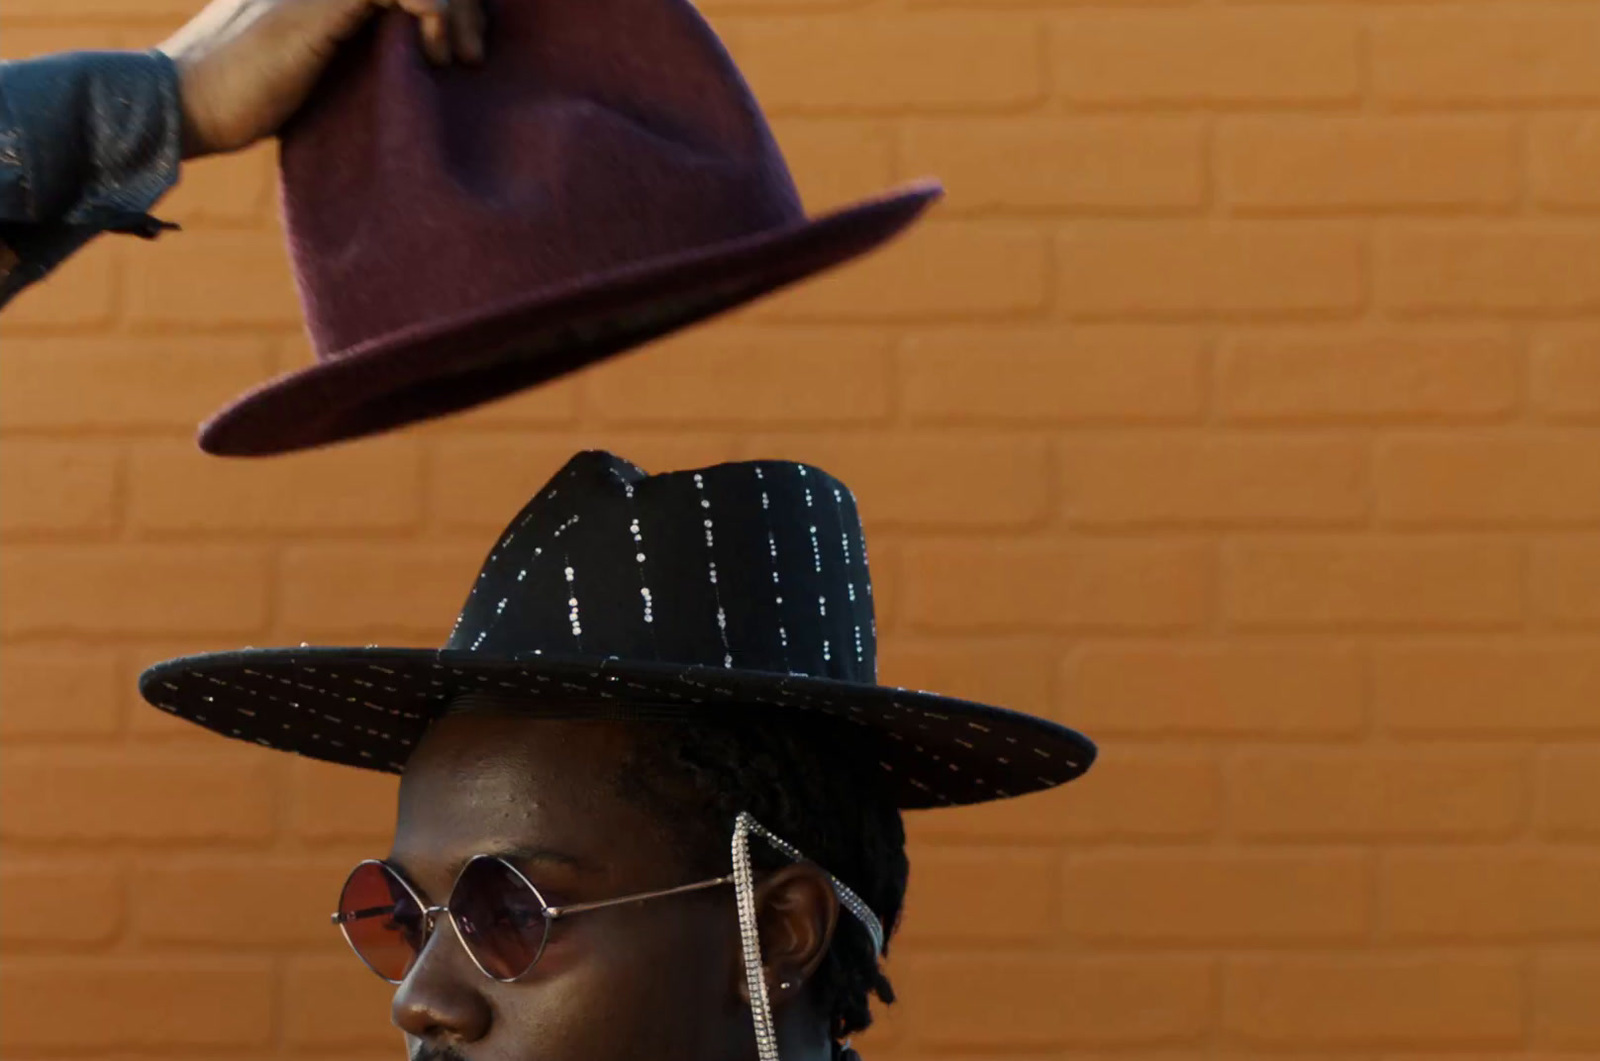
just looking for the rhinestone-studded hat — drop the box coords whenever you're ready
[139,452,1095,807]
[194,0,940,457]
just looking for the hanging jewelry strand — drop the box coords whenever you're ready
[730,812,887,1061]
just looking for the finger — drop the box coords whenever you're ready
[388,0,444,17]
[450,0,486,65]
[322,0,389,44]
[392,0,453,64]
[419,10,452,64]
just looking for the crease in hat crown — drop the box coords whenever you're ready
[196,0,942,456]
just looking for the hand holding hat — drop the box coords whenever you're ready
[160,0,488,159]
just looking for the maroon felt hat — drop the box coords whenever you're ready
[198,0,941,457]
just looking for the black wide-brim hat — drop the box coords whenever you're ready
[198,0,940,456]
[140,453,1096,808]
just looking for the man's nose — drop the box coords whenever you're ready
[392,917,493,1044]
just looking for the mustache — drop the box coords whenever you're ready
[411,1046,472,1061]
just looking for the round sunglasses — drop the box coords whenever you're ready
[332,855,734,983]
[332,814,886,986]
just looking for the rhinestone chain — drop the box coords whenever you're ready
[731,812,888,1061]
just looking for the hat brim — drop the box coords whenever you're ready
[139,645,1096,810]
[199,182,941,457]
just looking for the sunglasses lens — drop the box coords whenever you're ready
[337,862,426,982]
[451,857,550,981]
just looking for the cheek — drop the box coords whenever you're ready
[479,904,743,1061]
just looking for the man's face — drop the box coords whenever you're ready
[385,712,750,1061]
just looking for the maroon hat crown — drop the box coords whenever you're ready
[198,0,939,456]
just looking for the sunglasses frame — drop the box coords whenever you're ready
[332,854,734,984]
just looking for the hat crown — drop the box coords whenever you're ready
[446,452,878,683]
[280,0,803,360]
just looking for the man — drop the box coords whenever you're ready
[0,0,487,307]
[140,451,1098,1061]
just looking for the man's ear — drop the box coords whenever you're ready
[731,862,840,1005]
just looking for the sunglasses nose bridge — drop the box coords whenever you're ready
[429,901,523,985]
[403,904,478,984]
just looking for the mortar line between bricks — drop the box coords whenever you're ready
[1197,324,1220,429]
[1039,228,1059,324]
[1378,99,1600,116]
[1357,426,1379,535]
[1202,534,1223,636]
[1229,203,1543,222]
[1512,113,1534,217]
[1356,8,1374,115]
[1516,744,1539,843]
[110,444,134,546]
[1045,95,1306,119]
[270,950,290,1053]
[1203,112,1221,222]
[262,544,287,637]
[878,331,907,430]
[268,754,294,853]
[1356,218,1377,325]
[1518,940,1537,1049]
[1040,432,1062,532]
[1361,840,1382,951]
[1514,535,1536,640]
[1512,324,1538,426]
[111,850,134,953]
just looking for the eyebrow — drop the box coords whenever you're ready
[483,845,592,872]
[386,845,595,886]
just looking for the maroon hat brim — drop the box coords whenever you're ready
[200,182,940,457]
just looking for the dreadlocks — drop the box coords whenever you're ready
[617,711,909,1047]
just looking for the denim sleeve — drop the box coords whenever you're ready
[0,50,183,310]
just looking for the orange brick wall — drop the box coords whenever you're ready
[4,0,1600,1056]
